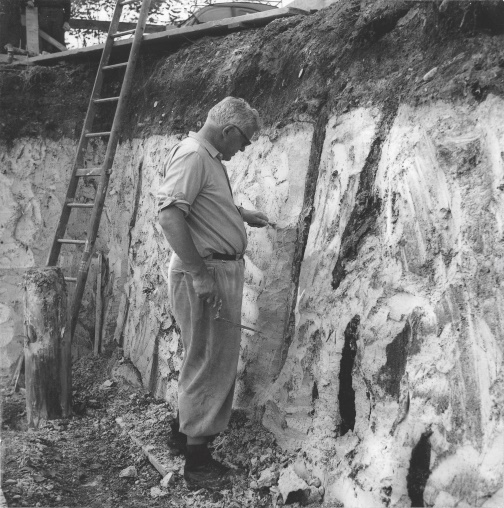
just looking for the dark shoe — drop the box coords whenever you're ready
[184,457,233,491]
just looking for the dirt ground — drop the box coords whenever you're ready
[1,344,319,508]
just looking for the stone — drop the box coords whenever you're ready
[100,379,115,390]
[118,466,137,478]
[150,486,167,498]
[293,459,310,482]
[160,472,174,489]
[112,363,143,389]
[278,466,310,503]
[257,466,278,488]
[422,66,438,82]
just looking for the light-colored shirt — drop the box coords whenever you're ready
[157,132,247,257]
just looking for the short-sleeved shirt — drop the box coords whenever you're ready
[157,132,247,258]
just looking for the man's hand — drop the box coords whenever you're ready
[241,209,273,228]
[191,268,221,307]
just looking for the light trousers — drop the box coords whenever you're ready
[168,254,244,438]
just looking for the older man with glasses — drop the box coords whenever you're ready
[157,97,270,490]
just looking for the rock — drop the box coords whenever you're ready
[112,363,143,389]
[160,472,174,488]
[5,479,17,485]
[278,466,310,503]
[309,477,321,488]
[150,486,167,498]
[100,379,115,390]
[257,466,278,488]
[118,466,137,478]
[250,480,259,490]
[307,485,323,503]
[293,459,310,482]
[422,66,438,82]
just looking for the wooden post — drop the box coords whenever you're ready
[25,5,39,55]
[94,253,103,356]
[23,267,71,427]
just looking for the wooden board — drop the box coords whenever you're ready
[25,6,40,55]
[39,29,67,52]
[69,18,165,33]
[27,7,308,65]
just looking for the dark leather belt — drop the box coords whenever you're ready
[205,253,244,261]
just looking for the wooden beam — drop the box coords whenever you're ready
[39,29,67,52]
[27,7,308,65]
[69,18,165,33]
[25,5,40,55]
[94,253,103,356]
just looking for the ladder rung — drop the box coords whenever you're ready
[120,0,140,5]
[85,132,111,138]
[57,239,86,245]
[111,29,136,38]
[67,202,95,208]
[76,167,102,177]
[64,277,77,283]
[103,62,128,70]
[94,97,120,104]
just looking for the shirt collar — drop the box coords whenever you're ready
[188,131,222,160]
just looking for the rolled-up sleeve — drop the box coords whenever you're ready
[157,151,205,216]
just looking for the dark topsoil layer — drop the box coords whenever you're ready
[1,0,504,145]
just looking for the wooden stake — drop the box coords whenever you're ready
[94,253,103,356]
[11,353,24,391]
[23,267,70,427]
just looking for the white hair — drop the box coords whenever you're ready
[208,97,260,132]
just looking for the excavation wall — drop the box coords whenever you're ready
[1,1,504,506]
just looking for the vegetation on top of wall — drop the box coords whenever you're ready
[1,1,504,143]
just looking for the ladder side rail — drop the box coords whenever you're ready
[46,1,126,267]
[68,0,153,339]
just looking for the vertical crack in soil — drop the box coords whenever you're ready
[279,110,328,374]
[407,430,433,507]
[331,103,399,290]
[338,315,360,436]
[377,321,411,399]
[128,159,143,241]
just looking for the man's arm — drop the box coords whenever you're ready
[159,206,220,306]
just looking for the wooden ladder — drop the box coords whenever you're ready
[47,0,152,340]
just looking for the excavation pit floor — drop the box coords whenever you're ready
[1,347,310,508]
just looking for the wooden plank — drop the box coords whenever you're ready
[27,8,309,64]
[25,6,40,55]
[94,253,103,356]
[69,18,165,33]
[39,29,67,52]
[116,418,169,477]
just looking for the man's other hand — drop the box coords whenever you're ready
[192,269,221,307]
[242,209,271,228]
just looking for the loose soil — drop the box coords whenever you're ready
[1,345,310,508]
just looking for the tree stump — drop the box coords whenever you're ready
[23,267,71,427]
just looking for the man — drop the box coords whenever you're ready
[157,97,270,490]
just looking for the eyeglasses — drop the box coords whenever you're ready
[229,124,251,147]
